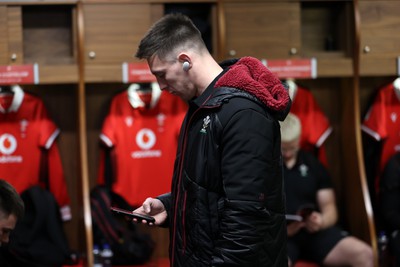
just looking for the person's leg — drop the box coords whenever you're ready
[301,227,345,265]
[322,236,374,267]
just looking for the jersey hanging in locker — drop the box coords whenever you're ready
[0,85,71,220]
[362,79,400,190]
[98,83,187,207]
[289,84,332,165]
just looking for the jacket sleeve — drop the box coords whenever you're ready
[211,105,287,266]
[157,192,172,228]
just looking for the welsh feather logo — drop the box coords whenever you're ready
[299,164,309,177]
[125,116,133,127]
[200,115,210,134]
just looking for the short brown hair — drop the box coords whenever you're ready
[0,179,24,220]
[135,13,207,60]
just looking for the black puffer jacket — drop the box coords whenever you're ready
[158,57,290,266]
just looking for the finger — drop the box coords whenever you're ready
[143,198,153,213]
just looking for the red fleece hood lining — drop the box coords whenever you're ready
[215,57,289,111]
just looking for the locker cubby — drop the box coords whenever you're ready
[301,1,353,58]
[22,5,76,65]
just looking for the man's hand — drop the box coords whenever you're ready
[287,221,305,236]
[304,211,323,233]
[133,197,167,226]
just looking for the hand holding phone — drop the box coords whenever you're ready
[298,204,316,220]
[110,207,155,224]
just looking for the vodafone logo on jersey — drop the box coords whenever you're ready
[131,128,162,158]
[136,129,156,150]
[0,134,23,163]
[0,134,17,154]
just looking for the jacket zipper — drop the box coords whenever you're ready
[171,95,217,265]
[182,191,187,255]
[171,109,197,265]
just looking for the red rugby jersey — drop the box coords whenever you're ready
[290,85,332,165]
[0,85,71,220]
[362,80,400,184]
[98,83,187,207]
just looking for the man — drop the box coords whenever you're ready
[133,13,291,266]
[280,113,374,267]
[0,179,24,246]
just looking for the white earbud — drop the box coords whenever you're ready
[182,61,190,72]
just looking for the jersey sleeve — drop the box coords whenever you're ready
[292,87,332,148]
[362,90,386,141]
[317,145,329,167]
[100,114,117,148]
[39,118,60,149]
[98,103,118,184]
[40,117,72,220]
[303,96,332,147]
[37,115,71,220]
[47,143,71,221]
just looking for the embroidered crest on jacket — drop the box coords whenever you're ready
[200,115,211,134]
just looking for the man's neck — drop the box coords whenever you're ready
[195,56,223,96]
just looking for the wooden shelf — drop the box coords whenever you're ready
[39,64,79,83]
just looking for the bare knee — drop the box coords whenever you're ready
[344,237,374,267]
[324,237,374,267]
[352,243,374,267]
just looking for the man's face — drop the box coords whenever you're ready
[281,138,300,163]
[148,55,196,101]
[0,213,17,246]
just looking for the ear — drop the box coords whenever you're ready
[178,54,191,72]
[178,53,191,65]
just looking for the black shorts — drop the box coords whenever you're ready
[287,226,348,264]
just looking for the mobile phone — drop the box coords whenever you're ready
[298,204,316,219]
[110,207,155,223]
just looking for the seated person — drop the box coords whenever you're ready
[280,113,374,267]
[380,152,400,267]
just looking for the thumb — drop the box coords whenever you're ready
[142,198,153,213]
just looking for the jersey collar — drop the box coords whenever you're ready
[127,82,161,109]
[0,85,24,113]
